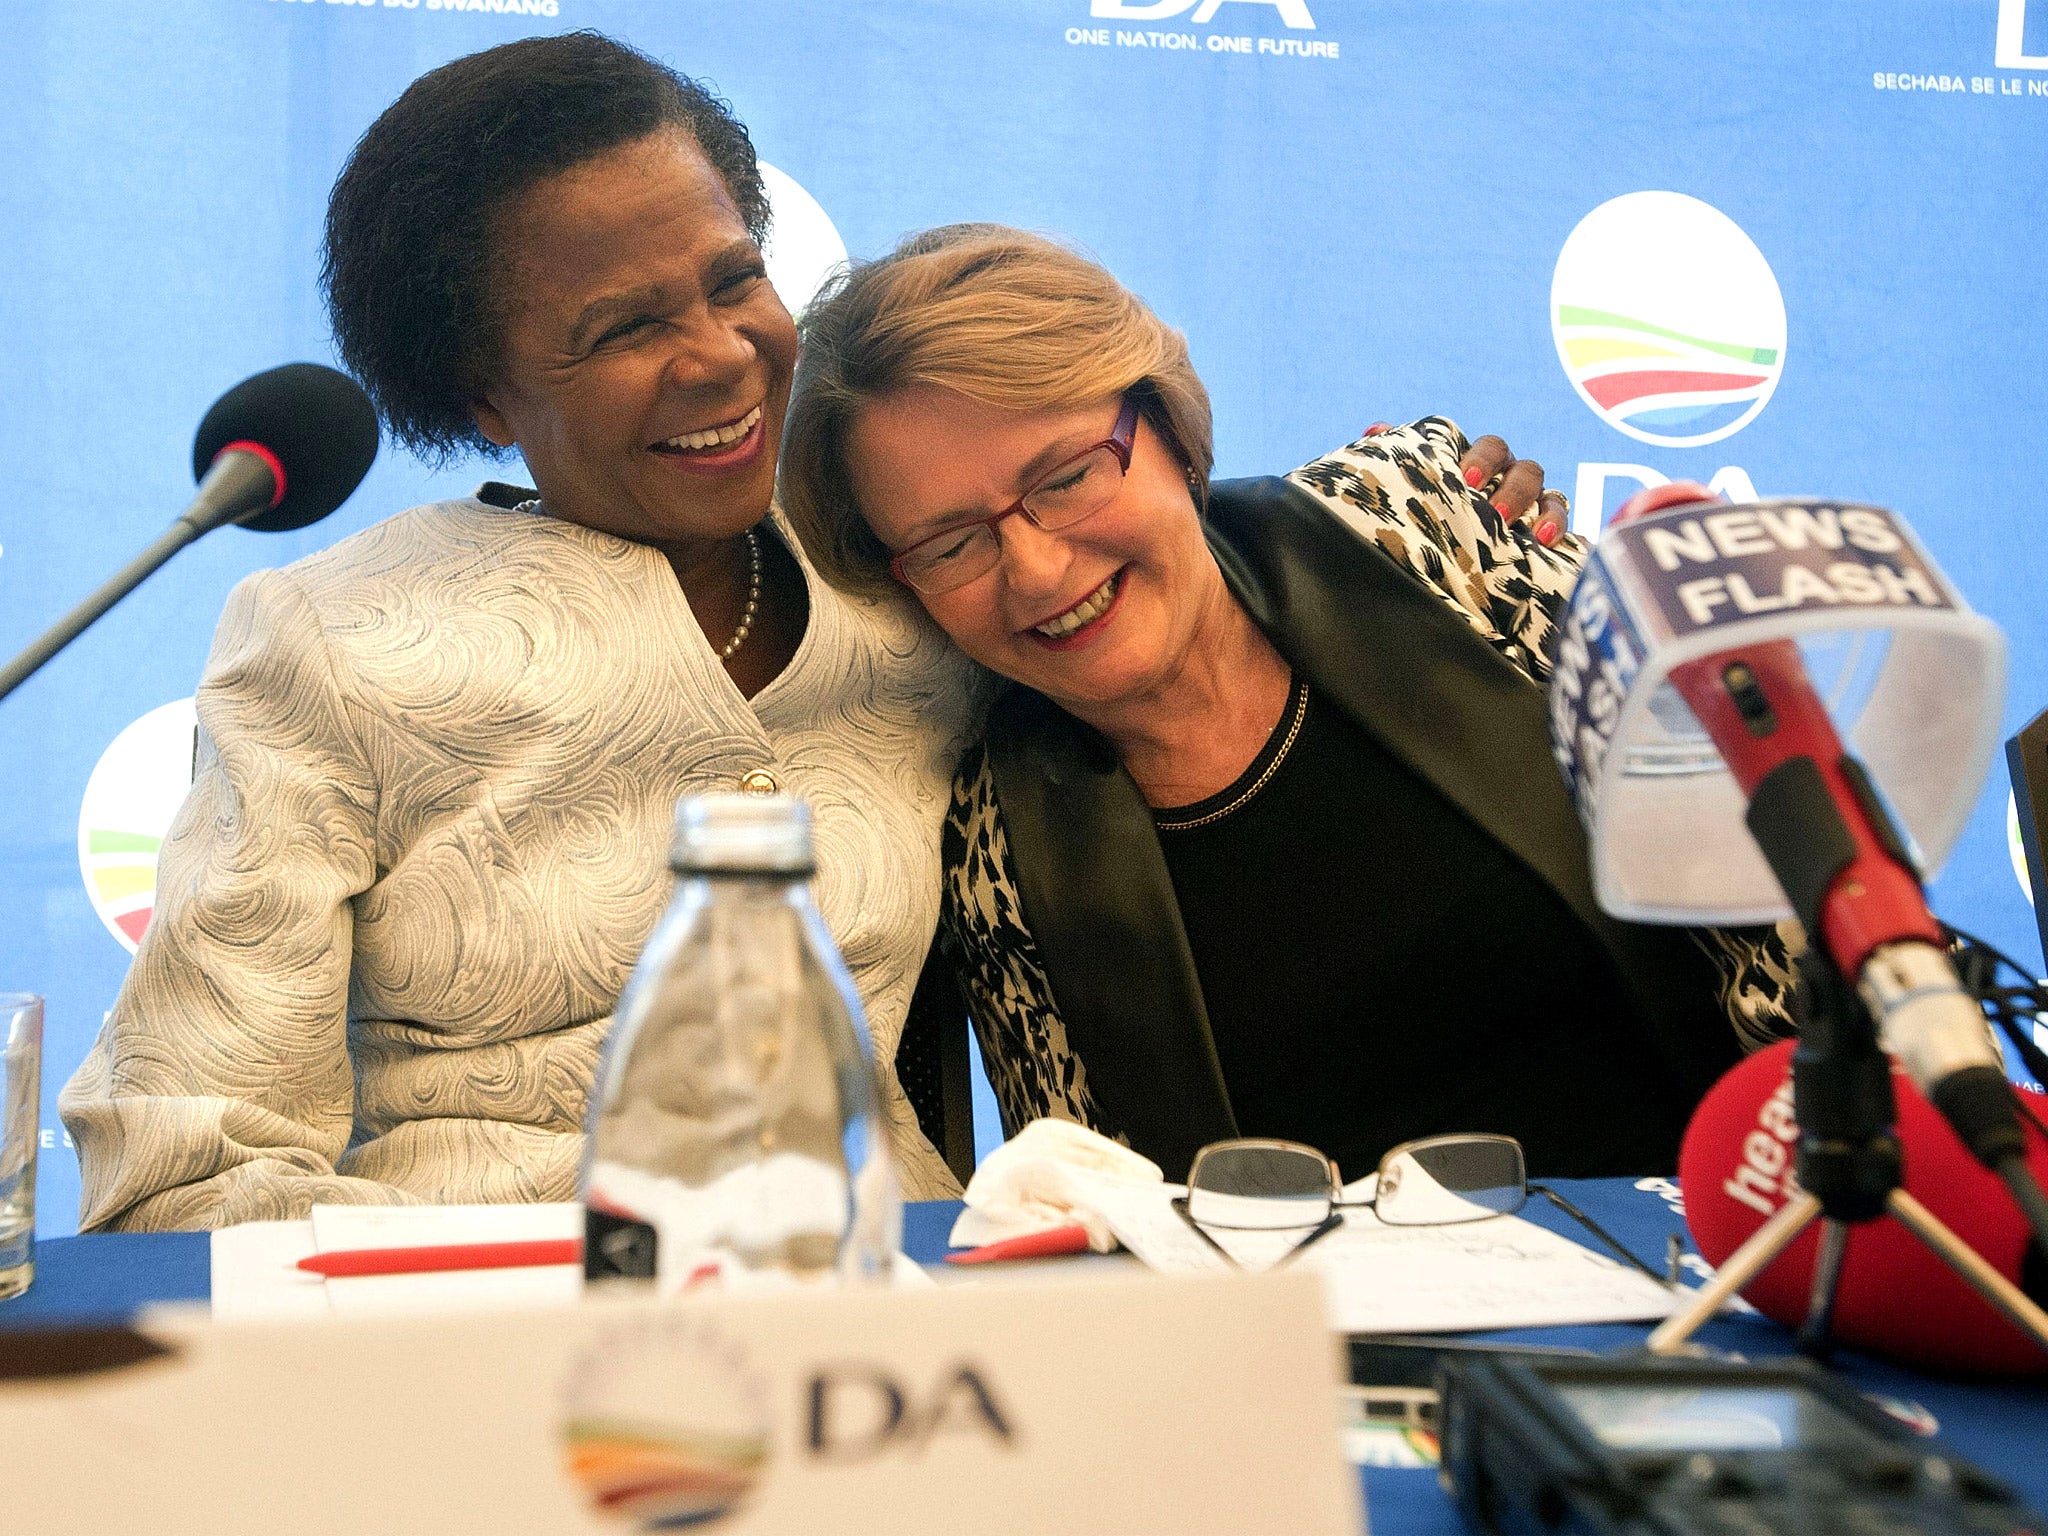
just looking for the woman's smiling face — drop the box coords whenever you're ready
[847,385,1223,720]
[469,130,797,555]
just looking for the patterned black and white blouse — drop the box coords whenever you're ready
[939,418,1803,1143]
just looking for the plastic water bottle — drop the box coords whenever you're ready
[582,794,899,1288]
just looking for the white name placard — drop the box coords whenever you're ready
[0,1267,1359,1536]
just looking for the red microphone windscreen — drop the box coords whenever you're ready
[1679,1040,2048,1377]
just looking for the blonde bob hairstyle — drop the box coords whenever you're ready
[780,224,1215,599]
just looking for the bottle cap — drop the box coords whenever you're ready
[669,793,816,874]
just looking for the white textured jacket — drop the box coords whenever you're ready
[60,499,984,1229]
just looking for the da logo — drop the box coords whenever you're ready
[561,1316,772,1529]
[1551,192,1786,449]
[1998,0,2048,68]
[805,1362,1016,1460]
[77,698,198,953]
[759,163,847,321]
[1091,0,1315,23]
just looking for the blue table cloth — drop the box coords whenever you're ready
[6,1179,2044,1531]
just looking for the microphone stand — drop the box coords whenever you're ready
[0,452,270,704]
[1647,951,2048,1357]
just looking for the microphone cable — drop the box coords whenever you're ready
[1943,923,2048,1263]
[1945,922,2048,1098]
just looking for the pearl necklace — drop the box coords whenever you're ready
[720,529,763,661]
[512,500,762,662]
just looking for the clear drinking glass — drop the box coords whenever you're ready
[0,993,43,1301]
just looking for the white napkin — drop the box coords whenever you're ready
[947,1118,1164,1253]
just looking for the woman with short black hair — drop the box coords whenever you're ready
[321,31,771,461]
[59,32,986,1227]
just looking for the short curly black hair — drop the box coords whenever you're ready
[321,32,770,461]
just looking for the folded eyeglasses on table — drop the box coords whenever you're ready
[1172,1132,1672,1283]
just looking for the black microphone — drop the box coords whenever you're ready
[0,363,379,703]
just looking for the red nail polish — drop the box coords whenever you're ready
[1465,465,1487,488]
[1364,422,1391,437]
[1492,498,1512,517]
[1535,518,1562,546]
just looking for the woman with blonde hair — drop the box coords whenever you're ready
[783,225,1797,1183]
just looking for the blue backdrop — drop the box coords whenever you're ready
[4,0,2045,1234]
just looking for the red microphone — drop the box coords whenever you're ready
[1612,484,2030,1180]
[1681,1040,2048,1376]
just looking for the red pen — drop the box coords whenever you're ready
[943,1223,1092,1266]
[296,1238,582,1278]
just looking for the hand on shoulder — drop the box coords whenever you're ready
[1284,418,1588,683]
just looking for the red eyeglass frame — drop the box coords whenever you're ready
[887,393,1143,589]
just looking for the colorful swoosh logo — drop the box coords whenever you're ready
[1551,193,1787,448]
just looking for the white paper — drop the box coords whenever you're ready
[1088,1174,1683,1333]
[214,1203,930,1320]
[1304,1208,1680,1334]
[891,1251,935,1288]
[1064,1169,1230,1273]
[209,1220,328,1322]
[1070,1169,1315,1273]
[209,1205,583,1321]
[309,1202,585,1318]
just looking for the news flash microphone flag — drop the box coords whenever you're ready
[1548,499,2006,926]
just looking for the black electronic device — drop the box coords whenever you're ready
[1437,1353,2042,1536]
[1345,1337,1600,1437]
[1348,1335,1595,1392]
